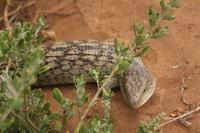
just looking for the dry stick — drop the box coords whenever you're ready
[180,77,191,106]
[24,95,39,132]
[159,106,200,128]
[3,2,12,36]
[26,114,39,132]
[74,66,119,132]
[0,5,21,22]
[0,1,36,22]
[36,10,77,17]
[178,116,192,127]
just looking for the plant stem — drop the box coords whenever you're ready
[3,1,12,37]
[0,75,18,98]
[26,114,39,132]
[61,110,68,133]
[23,95,39,132]
[0,1,36,22]
[74,65,119,132]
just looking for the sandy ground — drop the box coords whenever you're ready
[1,0,200,132]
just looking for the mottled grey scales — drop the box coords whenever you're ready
[36,40,156,108]
[119,58,156,108]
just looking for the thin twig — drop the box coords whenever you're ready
[61,110,68,133]
[0,1,36,22]
[180,77,191,106]
[0,5,21,22]
[3,2,12,36]
[23,88,39,132]
[36,10,77,17]
[0,76,17,98]
[26,114,40,132]
[159,106,200,128]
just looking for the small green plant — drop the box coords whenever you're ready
[0,0,181,132]
[132,0,181,57]
[135,113,165,133]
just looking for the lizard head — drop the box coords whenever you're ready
[119,57,156,109]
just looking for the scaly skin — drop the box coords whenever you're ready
[36,40,156,108]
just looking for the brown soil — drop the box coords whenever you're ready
[1,0,200,132]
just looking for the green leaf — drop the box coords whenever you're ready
[135,34,146,46]
[0,118,15,131]
[152,26,168,38]
[10,98,23,109]
[54,121,63,131]
[50,112,62,120]
[53,88,63,104]
[135,45,150,57]
[114,38,120,55]
[39,65,50,74]
[82,95,88,102]
[80,114,114,133]
[90,68,103,85]
[38,16,46,27]
[160,0,170,10]
[134,22,145,35]
[62,98,73,109]
[142,46,150,55]
[39,114,51,131]
[117,60,131,74]
[148,8,161,27]
[163,12,176,20]
[160,0,181,21]
[73,75,88,107]
[68,111,76,118]
[73,75,87,90]
[168,0,181,8]
[42,103,50,112]
[114,38,126,56]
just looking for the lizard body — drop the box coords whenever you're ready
[37,40,156,108]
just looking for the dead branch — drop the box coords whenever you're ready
[180,77,191,106]
[159,106,200,128]
[0,1,36,22]
[36,10,77,17]
[3,1,12,35]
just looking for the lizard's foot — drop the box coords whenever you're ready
[119,57,156,109]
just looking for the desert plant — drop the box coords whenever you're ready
[0,16,116,132]
[75,0,181,131]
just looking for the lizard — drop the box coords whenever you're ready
[36,40,156,109]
